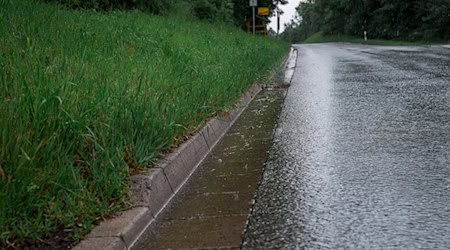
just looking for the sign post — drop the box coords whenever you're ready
[275,0,287,38]
[276,8,282,38]
[276,0,279,38]
[249,0,257,35]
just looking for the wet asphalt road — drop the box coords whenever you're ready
[242,44,450,249]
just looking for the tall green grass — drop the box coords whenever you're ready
[303,31,431,46]
[0,0,289,245]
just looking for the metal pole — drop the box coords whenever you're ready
[252,6,256,35]
[276,0,279,38]
[277,10,280,38]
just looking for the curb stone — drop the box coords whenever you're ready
[74,50,296,250]
[74,84,261,250]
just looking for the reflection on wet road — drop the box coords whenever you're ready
[243,44,450,249]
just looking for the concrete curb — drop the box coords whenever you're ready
[74,49,296,250]
[74,84,262,250]
[284,47,298,83]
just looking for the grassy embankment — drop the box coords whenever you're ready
[303,31,442,46]
[0,0,289,246]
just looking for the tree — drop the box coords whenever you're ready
[281,0,449,42]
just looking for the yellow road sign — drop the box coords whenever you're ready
[258,7,269,16]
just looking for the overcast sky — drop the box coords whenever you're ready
[269,0,301,33]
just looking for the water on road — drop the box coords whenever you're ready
[243,44,450,249]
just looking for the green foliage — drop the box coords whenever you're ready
[42,0,288,28]
[282,0,450,43]
[44,0,177,14]
[281,1,318,42]
[0,0,289,246]
[191,0,234,23]
[42,0,234,21]
[302,31,326,43]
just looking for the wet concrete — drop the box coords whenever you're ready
[243,44,450,249]
[132,89,285,249]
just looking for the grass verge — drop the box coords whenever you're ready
[303,31,444,46]
[0,0,290,247]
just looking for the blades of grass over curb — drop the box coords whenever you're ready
[0,0,289,246]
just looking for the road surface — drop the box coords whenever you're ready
[243,44,450,249]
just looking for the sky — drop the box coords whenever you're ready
[268,0,301,33]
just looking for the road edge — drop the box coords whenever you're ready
[239,47,297,249]
[73,50,296,250]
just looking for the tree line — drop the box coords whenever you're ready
[44,0,283,27]
[281,0,450,43]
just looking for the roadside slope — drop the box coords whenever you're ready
[0,0,289,247]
